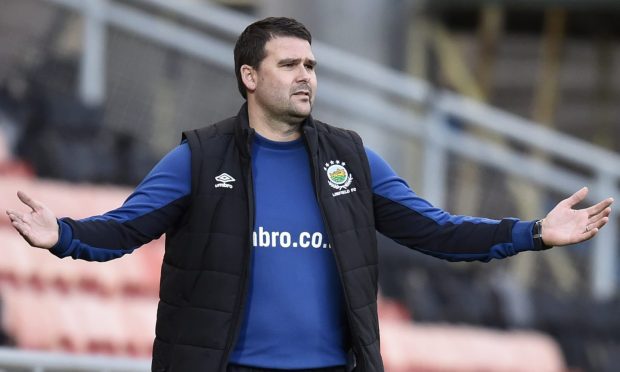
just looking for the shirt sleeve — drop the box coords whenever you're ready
[50,143,192,261]
[367,146,540,262]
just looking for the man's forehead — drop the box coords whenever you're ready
[264,36,315,60]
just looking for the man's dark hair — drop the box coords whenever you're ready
[234,17,312,99]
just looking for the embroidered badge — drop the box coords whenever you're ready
[324,160,356,197]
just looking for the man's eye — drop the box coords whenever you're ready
[305,64,315,70]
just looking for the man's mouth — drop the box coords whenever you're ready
[292,91,310,97]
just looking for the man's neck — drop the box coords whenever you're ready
[247,103,303,142]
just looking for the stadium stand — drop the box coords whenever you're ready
[380,321,565,372]
[0,175,162,358]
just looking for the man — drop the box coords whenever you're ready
[6,17,614,372]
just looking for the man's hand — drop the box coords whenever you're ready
[6,191,59,249]
[541,187,614,247]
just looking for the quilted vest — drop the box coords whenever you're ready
[151,104,383,371]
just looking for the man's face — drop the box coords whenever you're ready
[251,36,317,122]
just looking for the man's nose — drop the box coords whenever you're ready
[296,65,311,82]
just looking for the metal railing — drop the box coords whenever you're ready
[0,347,149,372]
[37,0,620,300]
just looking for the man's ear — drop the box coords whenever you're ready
[240,65,257,93]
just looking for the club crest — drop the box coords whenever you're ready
[324,160,353,191]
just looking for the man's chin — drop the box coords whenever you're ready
[294,111,311,119]
[294,103,313,117]
[288,108,311,121]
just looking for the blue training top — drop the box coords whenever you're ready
[51,134,538,369]
[229,134,347,368]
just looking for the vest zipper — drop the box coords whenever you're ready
[219,134,255,371]
[303,133,362,372]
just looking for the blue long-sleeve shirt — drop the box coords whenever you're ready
[51,135,538,369]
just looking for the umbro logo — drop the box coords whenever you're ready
[215,173,235,189]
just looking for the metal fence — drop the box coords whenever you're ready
[0,347,148,372]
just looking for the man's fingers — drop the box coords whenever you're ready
[583,228,598,240]
[596,216,609,229]
[10,220,34,245]
[588,207,612,224]
[6,210,24,223]
[585,197,614,217]
[17,191,43,212]
[582,217,608,240]
[11,217,29,235]
[564,187,589,208]
[11,219,24,231]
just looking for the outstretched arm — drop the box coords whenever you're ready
[367,147,614,262]
[6,191,59,249]
[369,147,534,262]
[4,143,192,261]
[541,187,613,247]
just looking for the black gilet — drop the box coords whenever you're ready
[151,105,383,372]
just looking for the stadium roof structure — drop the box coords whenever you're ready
[429,0,620,9]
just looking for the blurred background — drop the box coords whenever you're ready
[0,0,619,371]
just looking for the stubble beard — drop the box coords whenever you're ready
[257,86,314,129]
[287,83,313,122]
[288,99,312,121]
[272,96,312,126]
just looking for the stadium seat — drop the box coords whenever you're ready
[121,296,158,356]
[0,283,157,357]
[0,228,37,284]
[0,175,161,358]
[379,320,566,372]
[0,226,161,295]
[0,284,56,350]
[0,176,131,224]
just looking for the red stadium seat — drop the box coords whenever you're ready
[0,174,160,358]
[0,228,38,284]
[379,320,566,372]
[0,176,131,225]
[0,284,56,350]
[0,283,156,357]
[121,296,157,356]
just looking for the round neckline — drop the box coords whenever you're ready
[253,132,304,150]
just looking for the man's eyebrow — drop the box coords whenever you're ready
[278,58,317,66]
[278,58,301,65]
